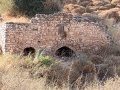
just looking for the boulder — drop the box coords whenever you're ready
[116,11,120,21]
[98,8,120,19]
[82,13,102,23]
[105,3,116,9]
[92,0,109,6]
[63,4,85,15]
[88,6,100,12]
[111,0,120,5]
[80,1,93,7]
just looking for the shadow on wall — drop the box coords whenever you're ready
[55,46,76,57]
[0,45,2,55]
[23,47,35,56]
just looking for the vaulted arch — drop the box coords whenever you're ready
[23,47,35,56]
[55,46,75,57]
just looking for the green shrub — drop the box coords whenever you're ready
[12,0,45,17]
[0,0,60,17]
[38,54,52,66]
[12,0,60,17]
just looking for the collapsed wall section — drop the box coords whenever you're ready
[31,12,73,22]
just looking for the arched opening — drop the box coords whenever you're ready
[23,47,35,56]
[55,46,75,57]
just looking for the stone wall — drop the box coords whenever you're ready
[0,12,110,55]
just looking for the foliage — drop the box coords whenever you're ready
[12,0,44,17]
[0,0,60,17]
[38,54,52,66]
[11,0,60,17]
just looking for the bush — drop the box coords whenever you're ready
[38,54,52,66]
[0,0,60,17]
[12,0,45,17]
[12,0,60,17]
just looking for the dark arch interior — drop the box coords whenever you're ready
[55,46,75,57]
[23,47,35,56]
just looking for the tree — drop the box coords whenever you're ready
[12,0,46,17]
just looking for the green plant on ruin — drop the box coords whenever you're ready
[39,54,52,66]
[33,53,52,66]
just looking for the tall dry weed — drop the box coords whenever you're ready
[0,53,120,90]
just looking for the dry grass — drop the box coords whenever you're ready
[0,53,20,71]
[107,22,120,40]
[0,0,13,14]
[0,12,29,26]
[84,77,120,90]
[0,13,29,26]
[0,53,119,90]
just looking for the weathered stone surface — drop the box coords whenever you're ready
[0,12,110,55]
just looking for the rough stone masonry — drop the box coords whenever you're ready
[0,12,110,56]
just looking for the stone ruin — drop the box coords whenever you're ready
[0,12,110,57]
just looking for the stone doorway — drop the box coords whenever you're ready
[55,46,75,57]
[23,47,35,56]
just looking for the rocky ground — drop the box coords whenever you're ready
[63,0,120,27]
